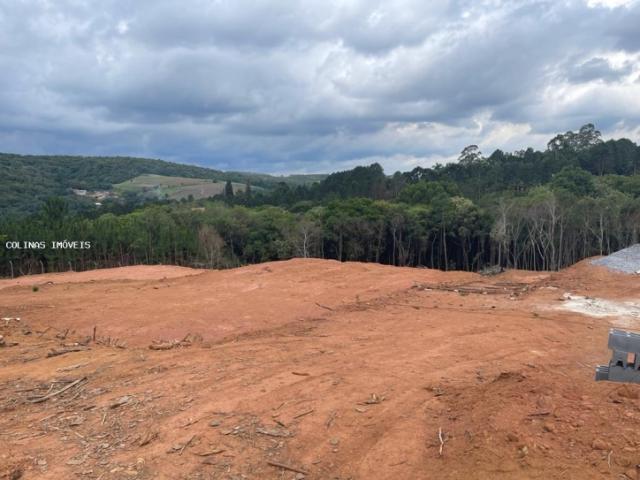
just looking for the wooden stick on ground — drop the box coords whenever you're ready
[267,461,309,475]
[325,410,337,429]
[438,427,445,456]
[315,302,334,311]
[293,408,314,419]
[37,326,52,337]
[28,377,87,404]
[179,435,196,455]
[47,346,88,358]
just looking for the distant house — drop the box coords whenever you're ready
[92,191,113,200]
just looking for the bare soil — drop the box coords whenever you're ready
[1,259,640,479]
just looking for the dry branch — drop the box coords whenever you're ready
[47,346,88,358]
[267,461,309,475]
[149,339,192,350]
[179,435,196,455]
[293,408,314,419]
[28,377,86,403]
[315,302,334,311]
[256,427,290,437]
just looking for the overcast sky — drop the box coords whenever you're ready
[1,0,639,174]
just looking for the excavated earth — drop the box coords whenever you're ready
[1,258,640,479]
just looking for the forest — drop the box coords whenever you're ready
[0,153,325,216]
[1,124,640,277]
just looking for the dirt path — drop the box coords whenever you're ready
[1,259,640,479]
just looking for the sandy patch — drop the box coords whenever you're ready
[558,293,640,327]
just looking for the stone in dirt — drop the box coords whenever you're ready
[591,438,610,450]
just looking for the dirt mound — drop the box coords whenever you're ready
[1,259,640,479]
[0,265,202,291]
[0,259,477,346]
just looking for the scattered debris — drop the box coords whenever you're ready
[55,329,70,340]
[425,386,445,397]
[138,430,158,447]
[28,377,87,403]
[3,259,640,479]
[256,427,291,437]
[362,393,385,405]
[110,395,134,408]
[46,346,89,358]
[416,281,530,297]
[149,337,193,350]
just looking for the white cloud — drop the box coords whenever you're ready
[587,0,636,8]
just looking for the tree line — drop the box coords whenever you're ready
[1,124,639,277]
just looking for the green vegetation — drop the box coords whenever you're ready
[1,124,640,277]
[0,153,325,216]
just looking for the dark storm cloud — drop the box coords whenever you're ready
[0,0,639,174]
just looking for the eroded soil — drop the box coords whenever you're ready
[1,259,640,479]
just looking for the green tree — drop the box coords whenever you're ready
[550,166,596,197]
[224,181,234,198]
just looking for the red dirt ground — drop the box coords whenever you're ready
[1,259,640,479]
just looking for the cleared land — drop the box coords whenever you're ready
[113,174,249,201]
[1,259,640,479]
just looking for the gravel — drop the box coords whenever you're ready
[591,244,640,274]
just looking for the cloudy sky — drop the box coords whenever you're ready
[1,0,639,174]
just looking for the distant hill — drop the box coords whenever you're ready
[0,153,326,215]
[113,174,254,201]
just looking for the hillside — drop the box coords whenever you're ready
[2,126,640,277]
[1,259,640,478]
[113,174,256,201]
[0,153,326,216]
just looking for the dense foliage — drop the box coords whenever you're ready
[2,124,640,277]
[0,153,325,216]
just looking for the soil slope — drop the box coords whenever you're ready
[1,259,640,479]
